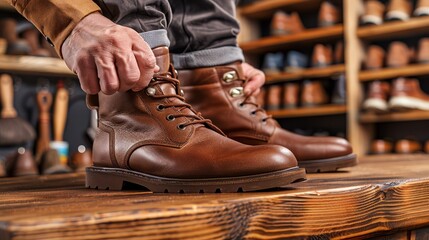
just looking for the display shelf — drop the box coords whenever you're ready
[359,110,429,123]
[266,64,345,84]
[240,25,343,54]
[359,63,429,82]
[238,0,329,19]
[0,55,75,77]
[0,0,13,11]
[357,16,429,41]
[267,104,347,118]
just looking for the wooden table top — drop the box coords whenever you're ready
[1,154,429,240]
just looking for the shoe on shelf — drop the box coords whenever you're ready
[312,44,333,68]
[331,74,347,105]
[318,1,340,27]
[5,147,38,177]
[395,139,422,153]
[389,78,429,111]
[370,139,393,154]
[284,51,308,72]
[365,45,385,70]
[386,41,412,68]
[417,38,429,63]
[301,80,328,107]
[282,82,299,109]
[266,84,282,110]
[386,0,412,21]
[179,63,357,173]
[270,11,305,36]
[414,0,429,16]
[362,80,390,113]
[86,48,306,193]
[262,52,283,75]
[361,0,385,25]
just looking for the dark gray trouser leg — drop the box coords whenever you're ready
[92,0,244,69]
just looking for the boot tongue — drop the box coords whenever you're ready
[152,47,177,96]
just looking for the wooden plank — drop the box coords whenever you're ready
[240,25,344,54]
[1,157,429,239]
[266,64,345,84]
[0,55,75,77]
[360,110,429,123]
[267,104,347,118]
[358,16,429,41]
[360,63,429,82]
[238,0,327,19]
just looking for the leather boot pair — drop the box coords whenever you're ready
[270,11,305,36]
[370,139,422,154]
[179,63,356,173]
[86,47,305,193]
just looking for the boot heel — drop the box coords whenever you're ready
[86,167,124,190]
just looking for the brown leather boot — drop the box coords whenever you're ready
[312,44,333,67]
[318,1,340,27]
[386,0,412,21]
[5,148,38,177]
[365,45,385,70]
[415,0,429,16]
[301,80,328,107]
[361,0,385,25]
[362,81,390,113]
[386,41,412,68]
[270,11,305,36]
[395,139,422,153]
[389,78,429,111]
[266,84,282,110]
[179,63,357,173]
[282,82,299,109]
[370,139,393,154]
[417,38,429,63]
[86,47,305,193]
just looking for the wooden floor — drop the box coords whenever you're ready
[1,155,429,240]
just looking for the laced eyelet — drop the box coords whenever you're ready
[146,87,156,96]
[166,115,175,121]
[261,118,268,124]
[238,102,245,108]
[156,105,165,111]
[177,124,186,130]
[250,111,256,116]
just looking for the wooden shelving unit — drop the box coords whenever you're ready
[266,64,345,84]
[267,104,347,118]
[360,63,429,82]
[360,110,429,123]
[240,25,343,54]
[358,16,429,41]
[0,55,74,77]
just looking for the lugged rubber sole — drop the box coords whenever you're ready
[298,153,358,173]
[86,166,307,193]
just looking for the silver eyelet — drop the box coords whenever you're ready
[223,71,237,83]
[180,89,185,96]
[156,105,165,111]
[146,87,156,96]
[229,87,244,98]
[166,115,175,121]
[177,124,186,130]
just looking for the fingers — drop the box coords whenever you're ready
[115,50,140,92]
[74,55,100,95]
[94,54,120,95]
[131,36,158,92]
[242,62,265,96]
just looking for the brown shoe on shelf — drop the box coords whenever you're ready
[283,82,299,109]
[5,147,38,177]
[362,81,391,113]
[71,145,93,172]
[361,0,385,25]
[389,78,429,111]
[266,84,282,110]
[386,41,412,68]
[414,0,429,16]
[301,80,328,107]
[179,63,357,173]
[86,47,306,193]
[417,38,429,63]
[370,139,393,154]
[365,45,385,70]
[270,11,305,36]
[318,1,340,27]
[395,139,422,153]
[312,44,333,67]
[386,0,412,21]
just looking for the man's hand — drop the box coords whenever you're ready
[62,13,159,95]
[242,62,265,97]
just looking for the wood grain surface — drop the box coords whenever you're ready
[1,156,429,239]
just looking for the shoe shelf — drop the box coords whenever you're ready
[0,0,13,11]
[359,110,429,123]
[267,104,346,118]
[357,16,429,41]
[266,64,345,84]
[240,25,344,54]
[0,55,74,77]
[238,0,332,19]
[360,63,429,82]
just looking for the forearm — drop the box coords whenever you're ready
[7,0,101,57]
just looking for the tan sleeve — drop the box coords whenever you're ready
[6,0,101,58]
